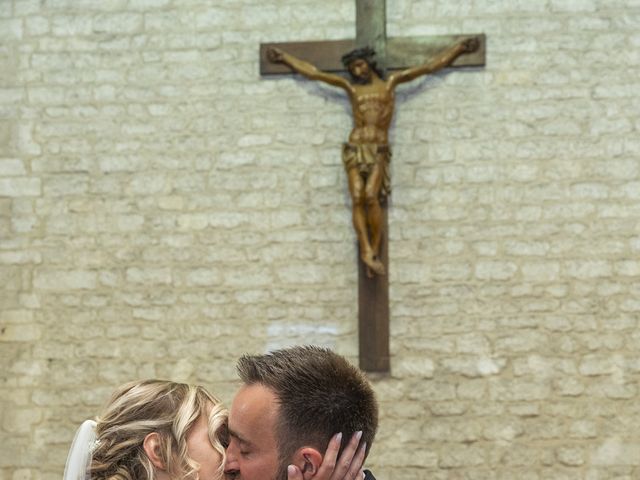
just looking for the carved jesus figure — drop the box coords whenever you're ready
[268,38,479,276]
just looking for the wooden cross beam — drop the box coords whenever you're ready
[260,0,485,373]
[260,3,485,75]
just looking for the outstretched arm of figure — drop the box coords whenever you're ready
[287,432,367,480]
[267,47,352,92]
[388,37,480,88]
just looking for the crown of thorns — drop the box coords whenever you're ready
[341,47,376,67]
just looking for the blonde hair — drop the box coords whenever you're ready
[89,379,227,480]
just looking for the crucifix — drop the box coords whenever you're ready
[260,0,485,373]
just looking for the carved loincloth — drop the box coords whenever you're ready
[341,143,391,200]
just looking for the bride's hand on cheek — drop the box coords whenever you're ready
[287,431,366,480]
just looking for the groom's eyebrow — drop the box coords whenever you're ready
[228,429,254,447]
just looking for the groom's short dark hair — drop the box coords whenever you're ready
[236,345,378,464]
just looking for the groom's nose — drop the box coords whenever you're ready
[224,439,240,475]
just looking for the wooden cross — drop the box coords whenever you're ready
[260,0,485,373]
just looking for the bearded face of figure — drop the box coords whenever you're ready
[348,58,373,84]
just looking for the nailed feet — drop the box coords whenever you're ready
[362,250,385,277]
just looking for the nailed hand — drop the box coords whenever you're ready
[462,37,480,53]
[266,47,284,63]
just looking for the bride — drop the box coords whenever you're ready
[63,379,365,480]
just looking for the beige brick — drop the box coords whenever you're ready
[11,469,35,480]
[0,19,22,40]
[25,16,49,36]
[0,251,42,264]
[442,357,506,378]
[33,269,97,290]
[0,158,25,175]
[439,445,486,468]
[592,439,640,466]
[0,325,41,342]
[94,13,142,34]
[475,261,518,280]
[0,178,40,197]
[183,268,222,287]
[125,267,172,285]
[3,408,42,433]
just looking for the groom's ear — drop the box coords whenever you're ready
[143,432,166,470]
[291,447,323,480]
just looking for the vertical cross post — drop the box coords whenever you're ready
[355,0,390,373]
[356,0,386,64]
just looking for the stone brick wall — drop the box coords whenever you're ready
[2,0,640,478]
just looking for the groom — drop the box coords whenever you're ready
[224,345,378,480]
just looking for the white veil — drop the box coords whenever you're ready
[63,420,97,480]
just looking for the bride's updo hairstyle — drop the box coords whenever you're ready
[89,379,227,480]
